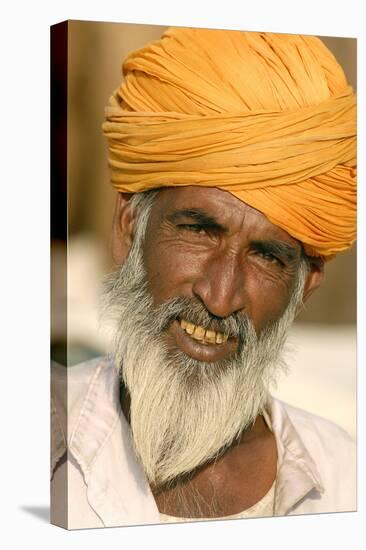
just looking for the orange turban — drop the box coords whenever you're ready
[103,28,356,259]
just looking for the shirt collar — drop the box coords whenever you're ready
[68,357,122,479]
[268,396,324,515]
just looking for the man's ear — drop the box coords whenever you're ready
[302,255,325,304]
[111,193,136,266]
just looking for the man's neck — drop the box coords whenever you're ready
[152,413,277,518]
[119,383,277,519]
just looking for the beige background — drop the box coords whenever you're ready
[57,21,356,436]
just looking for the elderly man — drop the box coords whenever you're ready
[51,28,356,529]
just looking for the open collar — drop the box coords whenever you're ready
[268,396,324,515]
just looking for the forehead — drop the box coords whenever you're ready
[151,186,300,246]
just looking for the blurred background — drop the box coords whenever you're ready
[51,21,356,437]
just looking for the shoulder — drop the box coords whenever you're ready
[52,356,118,417]
[275,398,354,444]
[271,397,355,472]
[51,357,120,466]
[66,356,111,391]
[269,397,356,513]
[67,357,112,415]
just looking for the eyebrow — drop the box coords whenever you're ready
[252,240,299,262]
[166,208,227,232]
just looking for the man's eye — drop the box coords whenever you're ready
[178,224,207,235]
[257,251,284,267]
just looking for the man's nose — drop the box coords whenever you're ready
[192,250,248,319]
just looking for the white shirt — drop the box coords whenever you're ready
[51,357,356,530]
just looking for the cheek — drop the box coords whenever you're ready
[244,267,294,329]
[142,239,203,304]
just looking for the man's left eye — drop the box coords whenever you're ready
[257,251,284,267]
[179,224,207,235]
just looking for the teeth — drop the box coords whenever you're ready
[215,332,224,344]
[193,326,205,340]
[205,330,216,344]
[179,319,228,345]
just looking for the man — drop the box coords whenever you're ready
[51,27,356,529]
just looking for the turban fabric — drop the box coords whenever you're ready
[103,28,356,259]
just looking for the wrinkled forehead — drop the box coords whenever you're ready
[147,186,302,249]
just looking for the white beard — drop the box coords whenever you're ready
[101,200,306,490]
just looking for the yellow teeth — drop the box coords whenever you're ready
[179,319,228,345]
[193,326,205,340]
[205,330,216,344]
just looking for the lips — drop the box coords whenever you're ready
[168,318,238,362]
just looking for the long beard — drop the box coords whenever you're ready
[101,232,306,490]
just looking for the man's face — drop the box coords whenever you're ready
[142,186,303,364]
[103,185,309,491]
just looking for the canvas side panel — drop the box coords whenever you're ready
[50,19,68,530]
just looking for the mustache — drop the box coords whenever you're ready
[152,296,253,342]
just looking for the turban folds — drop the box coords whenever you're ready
[103,28,356,259]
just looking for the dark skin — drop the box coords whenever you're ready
[112,186,324,518]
